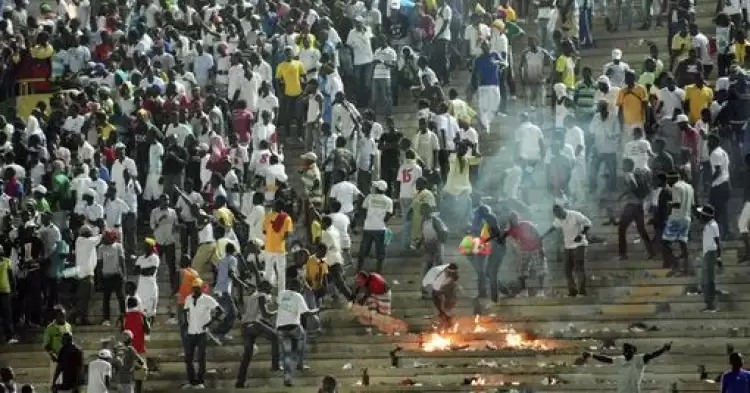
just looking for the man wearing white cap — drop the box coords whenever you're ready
[86,349,112,393]
[602,49,630,88]
[357,180,393,273]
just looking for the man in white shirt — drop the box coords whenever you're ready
[328,200,352,262]
[545,205,592,297]
[658,75,685,119]
[276,279,317,387]
[86,349,113,393]
[708,134,731,239]
[243,192,266,244]
[602,49,630,88]
[584,342,672,393]
[662,171,695,275]
[347,17,374,106]
[329,176,362,216]
[355,125,378,200]
[412,119,440,171]
[624,128,654,171]
[698,205,721,311]
[515,112,544,196]
[397,149,423,219]
[111,144,138,200]
[357,180,393,273]
[75,225,102,325]
[432,0,453,83]
[183,279,223,388]
[371,35,397,118]
[143,135,164,207]
[690,23,713,78]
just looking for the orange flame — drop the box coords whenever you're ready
[423,333,452,352]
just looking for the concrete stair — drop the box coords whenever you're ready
[1,6,741,392]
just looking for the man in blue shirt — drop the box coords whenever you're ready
[471,41,502,134]
[721,352,750,393]
[211,243,247,341]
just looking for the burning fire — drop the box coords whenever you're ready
[423,333,452,352]
[420,316,551,352]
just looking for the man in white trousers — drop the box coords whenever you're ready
[472,41,502,134]
[263,199,294,296]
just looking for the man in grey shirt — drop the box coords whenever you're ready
[236,280,280,388]
[98,231,126,326]
[149,194,178,292]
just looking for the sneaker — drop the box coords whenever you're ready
[701,308,718,313]
[101,320,111,327]
[7,338,18,344]
[284,381,294,387]
[165,317,178,325]
[180,383,193,389]
[193,384,205,389]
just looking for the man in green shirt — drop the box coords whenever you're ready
[32,185,51,213]
[50,160,71,230]
[44,306,72,380]
[0,252,15,344]
[574,66,598,125]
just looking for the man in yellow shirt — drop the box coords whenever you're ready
[616,70,648,149]
[263,199,294,296]
[684,78,714,123]
[670,25,690,69]
[0,253,15,343]
[275,46,306,143]
[554,43,576,90]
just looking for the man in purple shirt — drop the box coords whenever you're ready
[721,353,750,393]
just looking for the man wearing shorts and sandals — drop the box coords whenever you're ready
[662,170,695,275]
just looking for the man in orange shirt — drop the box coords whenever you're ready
[616,70,649,152]
[172,255,204,348]
[263,199,294,296]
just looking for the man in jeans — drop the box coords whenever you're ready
[236,280,281,388]
[97,230,126,327]
[212,243,250,342]
[357,181,394,273]
[182,279,223,389]
[618,158,656,260]
[545,205,592,297]
[276,279,318,387]
[420,204,447,295]
[371,35,397,118]
[697,205,721,312]
[149,194,178,293]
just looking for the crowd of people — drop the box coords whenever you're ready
[0,0,748,390]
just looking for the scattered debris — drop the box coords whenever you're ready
[400,378,416,386]
[361,368,370,386]
[389,346,403,368]
[463,375,486,385]
[698,365,707,380]
[627,322,659,332]
[342,363,352,370]
[600,338,616,349]
[476,359,499,368]
[392,280,400,285]
[485,341,498,350]
[412,361,432,368]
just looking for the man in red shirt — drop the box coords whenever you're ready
[500,212,547,296]
[353,272,391,316]
[677,114,700,184]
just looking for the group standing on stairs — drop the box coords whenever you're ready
[0,0,749,390]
